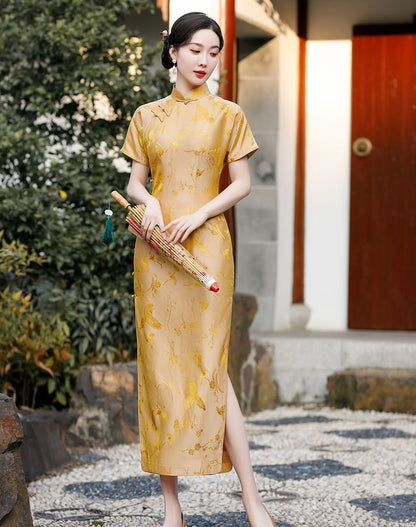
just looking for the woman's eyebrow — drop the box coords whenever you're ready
[189,41,220,50]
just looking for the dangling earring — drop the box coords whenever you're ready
[169,60,177,84]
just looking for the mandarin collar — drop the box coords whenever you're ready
[171,83,210,103]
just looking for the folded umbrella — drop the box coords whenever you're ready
[111,190,219,293]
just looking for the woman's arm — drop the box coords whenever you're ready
[163,156,251,243]
[126,160,165,241]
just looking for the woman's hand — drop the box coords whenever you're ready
[163,210,208,244]
[141,196,165,241]
[126,161,165,241]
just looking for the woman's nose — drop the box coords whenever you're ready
[199,54,207,66]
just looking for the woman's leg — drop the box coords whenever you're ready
[160,475,183,527]
[224,376,275,527]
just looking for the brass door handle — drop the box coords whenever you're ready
[352,137,372,157]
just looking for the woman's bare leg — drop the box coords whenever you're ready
[160,475,183,527]
[224,376,275,527]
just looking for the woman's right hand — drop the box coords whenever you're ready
[126,161,165,241]
[141,196,165,241]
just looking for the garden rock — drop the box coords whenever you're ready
[68,362,139,447]
[0,393,33,526]
[241,339,280,414]
[19,410,74,481]
[229,293,279,414]
[228,292,258,406]
[327,367,416,413]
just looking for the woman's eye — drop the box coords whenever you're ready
[191,49,200,54]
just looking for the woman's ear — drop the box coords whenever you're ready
[169,46,177,65]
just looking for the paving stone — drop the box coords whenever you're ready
[70,451,109,463]
[350,494,416,522]
[185,512,294,526]
[326,427,415,439]
[248,440,269,450]
[248,415,337,427]
[63,475,189,500]
[254,459,362,481]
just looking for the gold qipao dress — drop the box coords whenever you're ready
[121,83,258,476]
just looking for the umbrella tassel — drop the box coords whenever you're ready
[102,202,116,245]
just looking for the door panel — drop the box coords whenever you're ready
[348,31,416,329]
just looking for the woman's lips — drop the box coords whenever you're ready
[194,71,206,78]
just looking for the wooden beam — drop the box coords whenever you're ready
[219,0,237,254]
[156,0,169,23]
[292,0,307,304]
[219,0,236,101]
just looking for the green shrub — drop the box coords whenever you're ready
[0,233,74,408]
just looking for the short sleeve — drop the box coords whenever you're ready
[225,107,258,164]
[120,108,149,166]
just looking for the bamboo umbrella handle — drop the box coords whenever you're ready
[111,190,132,210]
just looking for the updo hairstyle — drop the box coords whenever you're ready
[161,12,224,70]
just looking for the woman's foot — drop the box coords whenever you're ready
[162,510,184,527]
[243,495,276,527]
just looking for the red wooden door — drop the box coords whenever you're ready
[348,27,416,329]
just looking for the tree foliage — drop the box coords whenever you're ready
[0,0,171,376]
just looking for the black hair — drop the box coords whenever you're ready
[161,12,224,70]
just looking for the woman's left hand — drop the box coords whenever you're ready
[163,210,208,244]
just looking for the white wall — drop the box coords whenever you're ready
[169,0,219,25]
[304,40,352,329]
[274,26,299,329]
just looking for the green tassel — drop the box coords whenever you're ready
[102,202,116,245]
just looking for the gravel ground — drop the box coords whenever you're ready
[29,405,416,526]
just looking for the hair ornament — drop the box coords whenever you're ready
[160,29,168,42]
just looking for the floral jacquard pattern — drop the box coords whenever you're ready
[122,83,258,476]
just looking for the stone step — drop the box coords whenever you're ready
[252,330,416,403]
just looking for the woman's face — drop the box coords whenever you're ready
[170,29,221,92]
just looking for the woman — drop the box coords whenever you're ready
[122,12,276,527]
